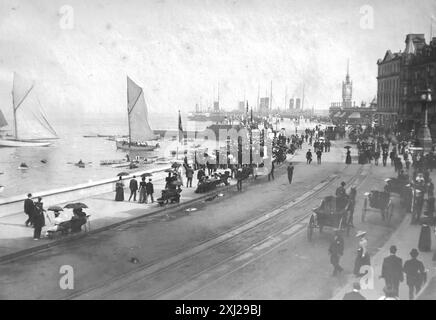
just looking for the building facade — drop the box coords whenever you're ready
[238,101,245,112]
[329,61,372,125]
[213,101,220,111]
[401,34,436,136]
[376,50,402,128]
[259,97,270,113]
[295,98,301,109]
[378,34,436,136]
[289,98,294,109]
[342,61,353,108]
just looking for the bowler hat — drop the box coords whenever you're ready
[410,248,419,257]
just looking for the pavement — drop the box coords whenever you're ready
[331,164,436,300]
[332,207,436,300]
[0,137,316,262]
[3,136,434,300]
[0,166,237,261]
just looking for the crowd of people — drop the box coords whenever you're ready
[23,193,88,240]
[24,194,46,240]
[331,124,436,300]
[341,244,427,300]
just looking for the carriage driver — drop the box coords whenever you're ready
[336,181,347,198]
[335,181,349,213]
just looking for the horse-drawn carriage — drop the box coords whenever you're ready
[361,190,393,223]
[157,189,181,206]
[384,174,410,195]
[307,195,352,241]
[195,171,230,193]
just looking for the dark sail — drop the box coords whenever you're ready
[0,109,7,128]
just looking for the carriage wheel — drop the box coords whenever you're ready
[319,224,324,233]
[361,198,367,222]
[338,217,345,231]
[307,215,315,241]
[386,201,394,224]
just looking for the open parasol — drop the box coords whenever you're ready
[64,202,88,209]
[141,173,152,178]
[344,146,352,149]
[47,205,64,212]
[117,172,130,177]
[171,162,182,168]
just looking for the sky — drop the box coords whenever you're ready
[0,0,435,120]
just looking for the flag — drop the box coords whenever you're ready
[178,110,184,143]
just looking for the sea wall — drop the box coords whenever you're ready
[0,166,170,218]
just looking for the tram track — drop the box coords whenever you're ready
[67,164,371,299]
[164,164,373,300]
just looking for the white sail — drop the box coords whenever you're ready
[127,76,154,142]
[12,72,58,140]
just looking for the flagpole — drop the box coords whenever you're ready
[177,110,180,160]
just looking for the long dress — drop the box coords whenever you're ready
[354,238,370,276]
[115,182,125,201]
[346,151,352,164]
[418,224,432,252]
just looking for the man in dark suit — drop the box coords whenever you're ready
[24,193,35,227]
[403,248,426,300]
[343,282,366,300]
[329,230,344,276]
[287,162,294,184]
[128,176,138,201]
[380,245,403,297]
[145,179,154,203]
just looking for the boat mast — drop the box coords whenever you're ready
[12,85,17,139]
[284,86,287,111]
[257,84,260,112]
[217,82,220,111]
[127,78,131,148]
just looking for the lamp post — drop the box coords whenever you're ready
[418,88,433,154]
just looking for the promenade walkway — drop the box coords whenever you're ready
[0,166,235,261]
[0,138,348,263]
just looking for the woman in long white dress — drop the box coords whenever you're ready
[354,231,370,276]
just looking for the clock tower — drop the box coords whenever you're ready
[342,60,353,108]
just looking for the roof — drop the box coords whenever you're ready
[348,112,361,119]
[378,50,403,64]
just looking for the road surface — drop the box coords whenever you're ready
[0,140,406,299]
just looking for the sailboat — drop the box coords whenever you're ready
[0,109,8,137]
[0,73,58,147]
[115,76,159,151]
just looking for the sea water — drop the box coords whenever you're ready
[0,113,316,198]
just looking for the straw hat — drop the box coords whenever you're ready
[356,230,367,238]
